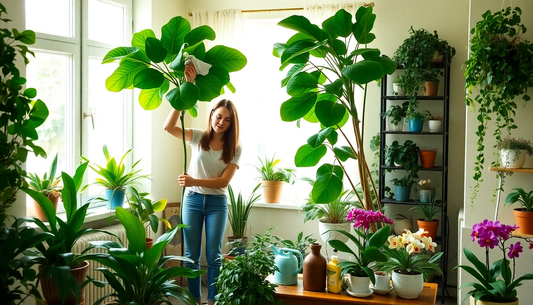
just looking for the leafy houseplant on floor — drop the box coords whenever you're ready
[274,5,396,212]
[25,153,62,222]
[495,137,533,169]
[454,220,533,304]
[253,155,296,203]
[86,207,203,305]
[465,7,533,205]
[410,196,441,240]
[226,183,261,256]
[378,228,442,299]
[85,145,149,210]
[505,188,533,235]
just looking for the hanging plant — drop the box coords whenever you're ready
[465,7,533,205]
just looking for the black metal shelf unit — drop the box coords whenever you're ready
[378,54,450,304]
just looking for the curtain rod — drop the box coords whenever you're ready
[188,7,304,17]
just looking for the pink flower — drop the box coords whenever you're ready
[529,242,533,250]
[477,230,498,249]
[508,242,523,259]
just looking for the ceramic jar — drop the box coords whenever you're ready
[303,243,326,292]
[469,296,518,305]
[392,270,423,299]
[419,189,435,203]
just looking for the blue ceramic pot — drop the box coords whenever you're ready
[408,118,423,132]
[395,185,412,201]
[105,189,125,210]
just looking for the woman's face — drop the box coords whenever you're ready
[210,106,232,135]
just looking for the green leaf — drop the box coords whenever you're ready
[24,87,37,98]
[116,207,146,254]
[353,6,376,44]
[61,172,77,220]
[17,30,36,44]
[287,72,318,97]
[366,225,390,248]
[333,146,357,161]
[315,100,346,127]
[166,82,199,110]
[184,25,216,46]
[133,68,164,89]
[138,80,169,110]
[204,45,247,72]
[27,99,49,128]
[294,144,327,167]
[145,37,167,63]
[312,173,342,203]
[131,29,156,52]
[342,60,383,85]
[307,127,333,148]
[278,15,324,41]
[280,94,317,122]
[195,73,223,101]
[102,46,139,64]
[316,163,343,180]
[161,16,191,63]
[106,59,148,92]
[333,9,353,38]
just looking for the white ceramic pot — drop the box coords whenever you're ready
[318,220,351,244]
[393,217,413,235]
[387,116,404,132]
[392,83,405,96]
[392,271,423,299]
[373,272,391,290]
[469,296,518,305]
[500,149,526,169]
[349,275,371,294]
[428,120,442,132]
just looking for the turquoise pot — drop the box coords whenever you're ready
[105,189,125,210]
[395,185,412,201]
[408,118,423,132]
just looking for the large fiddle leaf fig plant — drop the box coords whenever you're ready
[0,3,49,219]
[273,6,396,211]
[465,7,533,205]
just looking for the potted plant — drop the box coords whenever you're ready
[495,137,533,169]
[384,140,420,177]
[465,7,533,205]
[328,208,393,293]
[427,114,442,133]
[377,228,443,299]
[421,69,442,96]
[414,179,437,202]
[253,155,296,203]
[381,101,408,131]
[85,207,203,305]
[272,231,317,272]
[391,175,416,202]
[392,214,413,235]
[0,4,49,219]
[85,145,149,210]
[407,111,426,132]
[274,6,396,212]
[505,187,533,235]
[226,183,261,256]
[215,229,282,305]
[410,196,441,240]
[25,154,62,222]
[22,162,116,305]
[454,219,533,304]
[392,76,407,96]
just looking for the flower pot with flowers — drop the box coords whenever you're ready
[377,228,443,299]
[495,137,533,169]
[415,179,438,203]
[410,196,441,241]
[454,220,533,305]
[505,188,533,235]
[328,208,393,294]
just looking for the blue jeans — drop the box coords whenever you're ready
[182,190,228,302]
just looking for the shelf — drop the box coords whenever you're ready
[382,165,444,171]
[396,60,448,69]
[381,198,443,206]
[382,131,444,135]
[383,95,444,100]
[489,167,533,173]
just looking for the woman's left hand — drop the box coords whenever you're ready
[178,173,196,187]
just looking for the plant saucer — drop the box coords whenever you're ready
[370,284,393,295]
[346,287,373,298]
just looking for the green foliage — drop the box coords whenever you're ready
[85,145,149,191]
[505,187,533,212]
[465,7,533,205]
[22,162,117,304]
[86,207,203,305]
[381,102,408,125]
[215,229,282,305]
[384,140,420,180]
[301,176,355,223]
[272,231,317,262]
[123,186,170,233]
[227,183,261,238]
[253,155,296,183]
[495,136,533,156]
[25,153,61,198]
[410,196,441,221]
[274,7,396,210]
[0,216,52,305]
[0,3,49,217]
[378,247,443,281]
[390,175,416,187]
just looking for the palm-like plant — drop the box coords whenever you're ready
[301,176,355,223]
[410,196,441,221]
[253,155,296,183]
[227,184,261,239]
[125,186,171,233]
[505,188,533,212]
[26,153,62,198]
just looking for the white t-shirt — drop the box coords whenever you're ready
[187,128,241,195]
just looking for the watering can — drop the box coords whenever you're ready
[270,245,303,285]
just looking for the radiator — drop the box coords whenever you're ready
[73,224,129,305]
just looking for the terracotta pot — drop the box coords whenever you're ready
[469,296,518,305]
[146,238,154,249]
[34,195,59,222]
[420,149,437,168]
[513,208,533,235]
[303,243,326,292]
[262,180,284,203]
[40,261,89,305]
[417,219,439,240]
[423,81,439,96]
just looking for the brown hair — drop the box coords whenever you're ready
[199,99,240,164]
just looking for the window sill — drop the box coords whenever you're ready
[253,202,301,210]
[26,206,124,230]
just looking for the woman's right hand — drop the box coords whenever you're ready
[184,63,197,83]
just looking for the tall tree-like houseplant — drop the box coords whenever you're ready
[273,6,396,212]
[465,7,533,205]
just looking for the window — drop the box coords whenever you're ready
[25,0,133,215]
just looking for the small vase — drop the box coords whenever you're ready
[105,189,125,210]
[469,296,518,305]
[428,120,442,132]
[419,149,437,168]
[349,275,371,294]
[388,116,403,131]
[394,185,412,202]
[418,189,435,203]
[500,149,526,169]
[408,118,423,132]
[392,270,423,299]
[303,243,326,292]
[423,81,439,96]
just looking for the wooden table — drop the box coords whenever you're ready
[269,274,437,305]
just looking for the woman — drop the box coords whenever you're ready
[163,63,241,305]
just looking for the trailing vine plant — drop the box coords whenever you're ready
[273,6,396,212]
[465,7,533,206]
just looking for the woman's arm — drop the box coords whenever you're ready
[178,163,239,189]
[163,63,198,140]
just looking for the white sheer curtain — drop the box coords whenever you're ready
[191,9,243,49]
[304,3,361,24]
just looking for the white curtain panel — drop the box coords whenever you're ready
[304,2,362,24]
